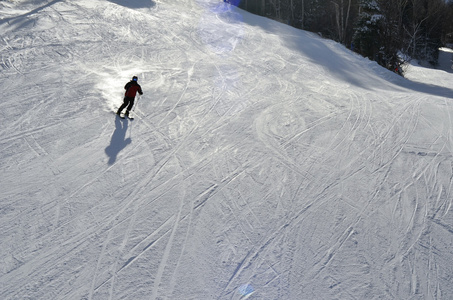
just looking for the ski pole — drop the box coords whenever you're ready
[133,95,141,113]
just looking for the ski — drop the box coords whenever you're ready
[118,114,133,120]
[113,111,125,119]
[112,110,134,120]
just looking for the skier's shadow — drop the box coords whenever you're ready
[107,0,155,9]
[105,116,131,165]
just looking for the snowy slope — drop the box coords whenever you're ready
[1,0,453,299]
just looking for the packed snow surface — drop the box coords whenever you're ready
[1,0,453,299]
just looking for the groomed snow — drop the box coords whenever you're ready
[1,0,453,299]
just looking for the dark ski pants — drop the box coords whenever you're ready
[117,96,135,115]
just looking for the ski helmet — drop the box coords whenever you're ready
[132,76,138,81]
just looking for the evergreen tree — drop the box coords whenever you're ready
[353,0,382,61]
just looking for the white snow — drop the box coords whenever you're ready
[1,0,453,299]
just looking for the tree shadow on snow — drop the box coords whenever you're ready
[107,0,155,9]
[228,4,453,99]
[105,116,131,165]
[0,0,61,26]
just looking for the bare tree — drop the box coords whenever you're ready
[403,0,445,61]
[329,0,354,43]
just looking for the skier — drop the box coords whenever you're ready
[117,76,143,118]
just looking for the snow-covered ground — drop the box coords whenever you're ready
[1,0,453,299]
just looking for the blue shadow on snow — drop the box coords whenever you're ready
[0,0,61,25]
[105,116,131,165]
[227,3,453,99]
[107,0,155,9]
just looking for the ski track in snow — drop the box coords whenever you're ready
[1,0,453,299]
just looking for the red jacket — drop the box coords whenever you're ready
[124,81,143,98]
